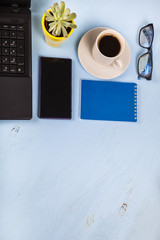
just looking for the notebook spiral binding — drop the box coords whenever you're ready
[134,84,137,120]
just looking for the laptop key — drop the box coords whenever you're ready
[0,47,1,55]
[2,25,9,30]
[10,48,17,55]
[17,56,24,65]
[0,31,1,38]
[2,56,9,64]
[17,25,24,31]
[17,31,24,39]
[2,39,9,47]
[2,30,9,38]
[10,39,16,47]
[10,56,17,64]
[10,65,17,73]
[2,48,9,55]
[2,65,9,72]
[10,25,17,30]
[17,40,24,55]
[17,66,24,73]
[10,31,17,38]
[0,56,1,64]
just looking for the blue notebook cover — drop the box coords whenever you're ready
[81,80,137,122]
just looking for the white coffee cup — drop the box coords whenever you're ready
[92,29,125,68]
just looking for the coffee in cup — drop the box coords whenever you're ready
[92,29,125,67]
[98,35,121,57]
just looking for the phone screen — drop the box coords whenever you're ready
[39,57,72,119]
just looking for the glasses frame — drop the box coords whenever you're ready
[137,23,154,81]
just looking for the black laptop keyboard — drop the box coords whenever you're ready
[0,24,25,74]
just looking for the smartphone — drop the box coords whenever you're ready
[39,57,72,119]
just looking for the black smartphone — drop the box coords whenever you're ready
[39,57,72,119]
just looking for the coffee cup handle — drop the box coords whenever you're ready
[112,59,123,68]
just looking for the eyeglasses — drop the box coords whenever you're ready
[137,23,154,80]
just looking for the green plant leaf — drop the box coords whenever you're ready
[44,10,52,17]
[69,23,77,29]
[48,22,57,32]
[56,23,62,36]
[61,21,70,28]
[59,1,65,17]
[45,10,55,21]
[46,16,55,21]
[53,3,60,18]
[50,6,56,16]
[62,8,70,17]
[61,24,68,38]
[53,3,59,11]
[45,10,54,20]
[63,13,77,21]
[52,25,57,36]
[62,21,77,29]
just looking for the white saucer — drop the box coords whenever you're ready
[78,27,131,79]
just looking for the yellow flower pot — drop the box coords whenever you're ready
[42,10,74,47]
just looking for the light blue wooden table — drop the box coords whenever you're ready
[1,0,160,239]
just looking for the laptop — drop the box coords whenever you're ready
[0,0,32,120]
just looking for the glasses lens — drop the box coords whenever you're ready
[138,53,152,78]
[139,25,153,48]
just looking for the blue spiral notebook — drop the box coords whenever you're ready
[81,80,137,122]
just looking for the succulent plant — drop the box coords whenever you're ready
[45,1,77,38]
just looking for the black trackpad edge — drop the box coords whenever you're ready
[0,77,32,120]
